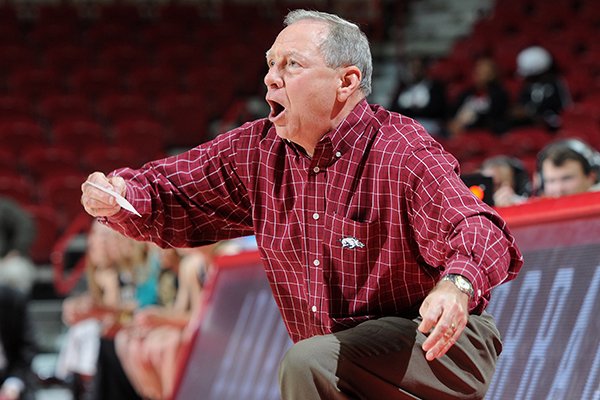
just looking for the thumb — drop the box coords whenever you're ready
[109,176,127,198]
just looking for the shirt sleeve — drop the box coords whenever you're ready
[402,141,523,313]
[103,127,255,248]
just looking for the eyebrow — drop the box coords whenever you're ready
[265,50,303,60]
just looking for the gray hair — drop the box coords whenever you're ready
[284,9,373,96]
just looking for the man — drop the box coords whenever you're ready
[537,138,600,197]
[81,10,522,399]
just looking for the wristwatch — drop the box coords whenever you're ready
[441,274,474,298]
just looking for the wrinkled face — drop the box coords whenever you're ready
[542,159,596,197]
[264,20,342,151]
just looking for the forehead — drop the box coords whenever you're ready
[266,20,328,58]
[542,159,585,176]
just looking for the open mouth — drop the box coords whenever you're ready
[268,100,286,121]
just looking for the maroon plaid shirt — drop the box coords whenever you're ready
[106,100,522,343]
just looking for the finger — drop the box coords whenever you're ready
[425,319,466,361]
[418,302,441,334]
[421,313,455,353]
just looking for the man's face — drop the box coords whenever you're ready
[541,159,596,197]
[264,20,342,150]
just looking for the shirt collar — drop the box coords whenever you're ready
[313,99,375,167]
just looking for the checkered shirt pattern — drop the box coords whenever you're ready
[105,100,523,343]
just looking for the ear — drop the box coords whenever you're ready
[337,66,362,102]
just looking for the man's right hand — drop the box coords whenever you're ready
[81,172,127,217]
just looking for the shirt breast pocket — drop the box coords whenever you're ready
[322,212,383,318]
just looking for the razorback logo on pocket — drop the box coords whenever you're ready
[339,236,365,249]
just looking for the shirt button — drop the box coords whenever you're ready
[335,151,342,158]
[313,259,320,266]
[313,166,320,173]
[311,305,317,313]
[312,213,320,220]
[477,289,482,297]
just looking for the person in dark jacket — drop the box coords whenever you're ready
[448,57,510,136]
[0,284,38,400]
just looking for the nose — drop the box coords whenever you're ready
[264,66,283,89]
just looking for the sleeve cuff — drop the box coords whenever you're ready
[444,258,487,311]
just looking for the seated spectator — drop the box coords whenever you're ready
[448,57,510,136]
[536,138,600,197]
[0,284,37,400]
[0,197,36,297]
[480,155,531,207]
[389,56,447,137]
[115,245,214,400]
[511,46,571,131]
[55,221,160,399]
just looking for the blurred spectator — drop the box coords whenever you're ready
[511,46,571,131]
[54,222,160,399]
[0,197,36,297]
[448,57,510,136]
[480,155,531,207]
[0,284,37,400]
[389,56,447,137]
[115,245,214,400]
[536,138,600,197]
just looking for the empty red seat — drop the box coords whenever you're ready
[6,68,63,99]
[97,43,148,73]
[112,117,166,158]
[96,93,152,123]
[69,66,122,99]
[38,94,94,124]
[51,118,107,150]
[39,172,88,228]
[500,128,553,157]
[0,95,32,121]
[0,45,36,75]
[155,93,209,147]
[82,145,144,172]
[0,118,47,154]
[127,66,180,97]
[21,145,82,181]
[42,44,92,73]
[0,172,36,205]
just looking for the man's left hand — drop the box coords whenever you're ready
[417,280,469,361]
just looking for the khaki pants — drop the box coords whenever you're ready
[279,313,501,400]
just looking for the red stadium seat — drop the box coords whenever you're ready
[97,43,148,73]
[96,93,152,124]
[39,172,88,228]
[28,22,79,50]
[85,23,134,49]
[155,93,209,148]
[21,145,82,181]
[112,117,167,158]
[82,145,144,172]
[0,95,33,121]
[6,68,63,99]
[38,94,94,125]
[0,172,36,205]
[500,128,553,157]
[127,66,180,97]
[69,67,123,99]
[51,118,107,151]
[0,118,48,154]
[42,44,92,73]
[0,45,36,76]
